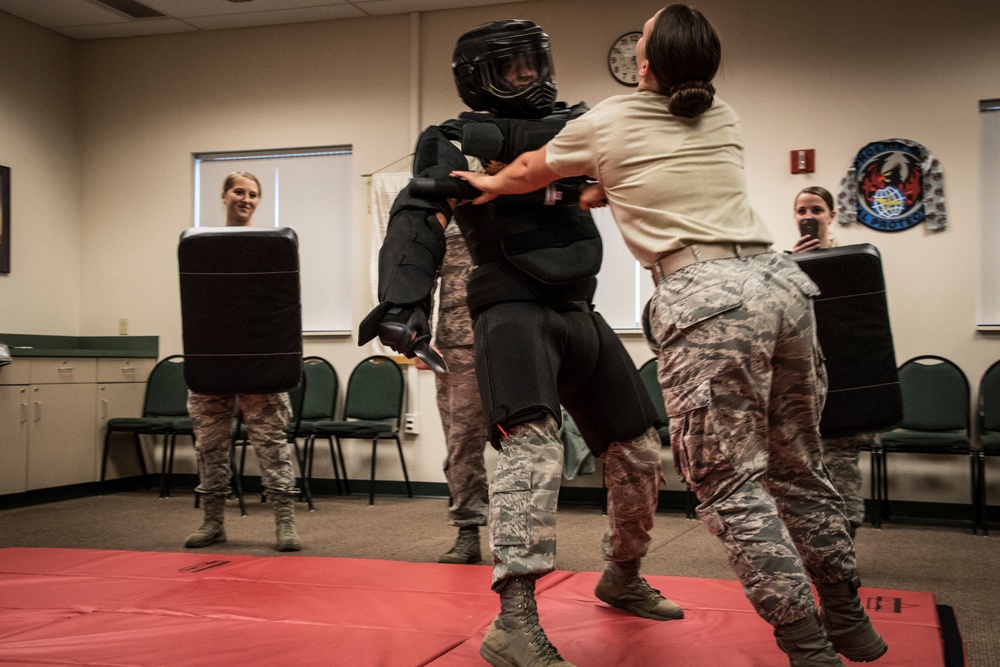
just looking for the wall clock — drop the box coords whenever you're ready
[608,31,641,86]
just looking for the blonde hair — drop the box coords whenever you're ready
[222,171,262,196]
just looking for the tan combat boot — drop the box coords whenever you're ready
[480,576,576,667]
[817,576,888,662]
[438,525,482,564]
[594,560,684,620]
[774,613,846,666]
[270,495,302,552]
[184,494,227,548]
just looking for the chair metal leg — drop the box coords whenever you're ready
[973,452,986,530]
[166,434,180,497]
[333,436,350,496]
[970,451,978,534]
[318,434,345,496]
[879,450,890,525]
[309,434,340,498]
[290,438,314,511]
[99,430,114,489]
[601,465,607,515]
[369,439,378,505]
[159,433,173,498]
[133,433,151,488]
[685,485,697,519]
[867,447,875,528]
[868,446,882,529]
[229,447,247,516]
[304,435,315,494]
[395,436,412,498]
[982,453,990,536]
[329,438,343,495]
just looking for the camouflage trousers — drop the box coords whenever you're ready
[436,345,489,528]
[823,434,869,533]
[187,391,299,499]
[489,415,661,589]
[650,251,857,628]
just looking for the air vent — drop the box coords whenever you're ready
[90,0,166,20]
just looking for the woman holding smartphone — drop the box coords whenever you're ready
[792,185,836,253]
[791,185,869,539]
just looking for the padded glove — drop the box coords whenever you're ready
[376,306,430,358]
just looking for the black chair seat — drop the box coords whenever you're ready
[313,419,394,438]
[105,417,174,433]
[880,431,971,450]
[980,430,1000,452]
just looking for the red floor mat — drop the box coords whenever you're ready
[0,548,949,666]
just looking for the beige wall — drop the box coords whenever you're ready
[2,0,999,502]
[0,13,81,333]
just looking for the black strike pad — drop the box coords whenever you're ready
[179,227,302,394]
[792,244,902,437]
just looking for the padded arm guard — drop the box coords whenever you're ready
[357,202,444,345]
[380,197,446,306]
[358,126,468,346]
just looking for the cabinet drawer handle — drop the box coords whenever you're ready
[19,402,28,423]
[58,366,74,373]
[33,401,42,421]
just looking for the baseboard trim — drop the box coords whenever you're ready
[0,476,989,532]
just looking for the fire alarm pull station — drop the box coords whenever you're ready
[791,149,815,174]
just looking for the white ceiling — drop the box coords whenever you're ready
[0,0,531,40]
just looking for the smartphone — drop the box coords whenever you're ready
[798,217,819,242]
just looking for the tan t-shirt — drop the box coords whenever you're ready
[545,92,773,268]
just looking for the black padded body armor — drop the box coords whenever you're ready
[448,104,602,316]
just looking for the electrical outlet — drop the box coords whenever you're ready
[404,413,419,434]
[118,318,129,336]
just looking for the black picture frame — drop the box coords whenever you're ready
[0,166,9,274]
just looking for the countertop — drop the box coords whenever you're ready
[1,334,159,358]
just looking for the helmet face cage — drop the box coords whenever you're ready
[453,21,557,119]
[481,49,551,97]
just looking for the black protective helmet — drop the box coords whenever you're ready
[452,20,557,119]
